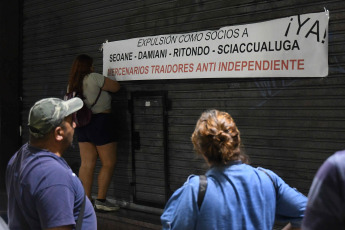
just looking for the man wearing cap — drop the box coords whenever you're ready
[6,98,97,230]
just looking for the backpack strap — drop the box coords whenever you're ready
[258,168,278,198]
[197,175,208,210]
[75,192,86,230]
[90,88,102,108]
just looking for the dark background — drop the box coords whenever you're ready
[1,0,345,212]
[0,0,21,190]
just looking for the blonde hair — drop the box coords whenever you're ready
[191,110,247,166]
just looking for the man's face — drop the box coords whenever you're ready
[61,115,76,151]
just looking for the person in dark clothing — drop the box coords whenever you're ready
[6,97,97,230]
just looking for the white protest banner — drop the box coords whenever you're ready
[103,11,329,81]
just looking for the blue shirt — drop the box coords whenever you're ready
[6,143,97,229]
[161,161,307,230]
[302,150,345,230]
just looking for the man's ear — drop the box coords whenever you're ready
[55,126,64,141]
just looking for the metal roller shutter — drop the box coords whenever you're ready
[22,0,345,207]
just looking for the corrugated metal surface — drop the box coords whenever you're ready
[21,0,345,208]
[130,92,169,207]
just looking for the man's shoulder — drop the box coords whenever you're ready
[29,149,62,169]
[312,150,345,186]
[329,150,345,180]
[19,149,71,184]
[7,143,28,164]
[7,143,53,170]
[322,150,345,174]
[32,154,70,176]
[332,150,345,165]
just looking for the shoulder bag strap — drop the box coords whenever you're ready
[75,193,86,230]
[90,88,102,109]
[197,175,208,210]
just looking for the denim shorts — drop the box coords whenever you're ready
[75,113,118,146]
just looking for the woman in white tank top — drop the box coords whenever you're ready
[67,54,121,212]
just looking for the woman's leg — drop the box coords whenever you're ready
[96,142,117,199]
[78,142,98,199]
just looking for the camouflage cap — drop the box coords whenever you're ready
[28,97,83,138]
